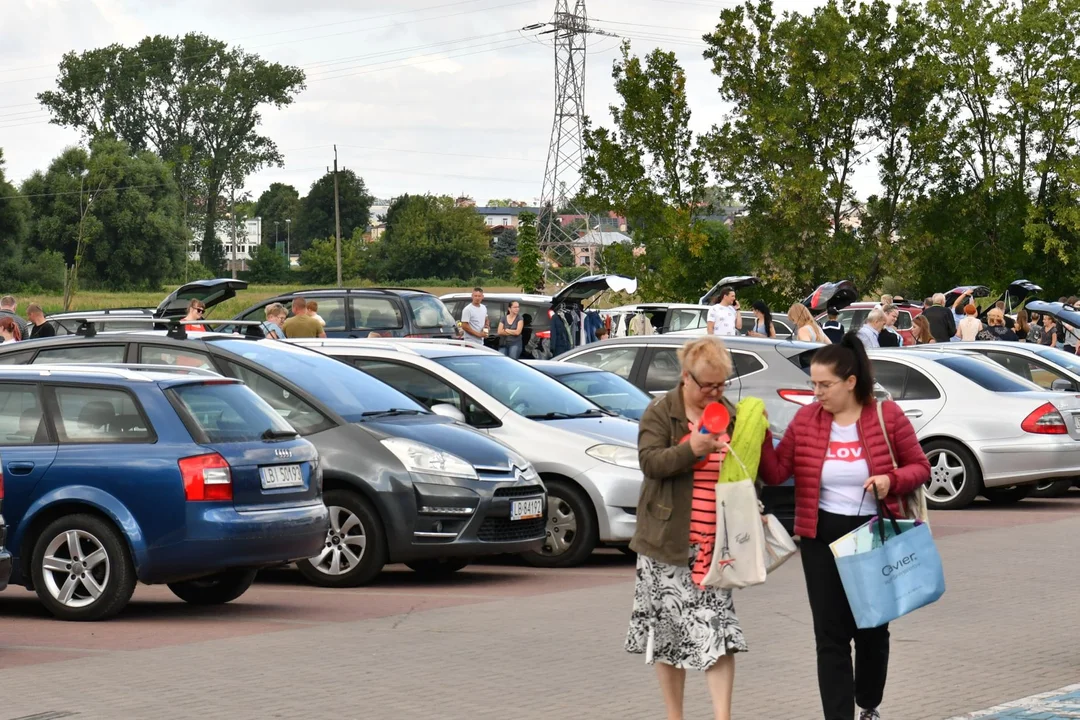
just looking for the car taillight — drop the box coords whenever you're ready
[778,388,816,406]
[178,453,232,501]
[1021,403,1068,434]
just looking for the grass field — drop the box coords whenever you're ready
[29,284,520,319]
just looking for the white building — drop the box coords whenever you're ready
[189,216,263,272]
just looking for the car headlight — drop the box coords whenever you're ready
[586,444,640,470]
[380,438,478,480]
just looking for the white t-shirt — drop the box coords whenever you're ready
[461,303,487,344]
[819,422,872,516]
[707,304,738,336]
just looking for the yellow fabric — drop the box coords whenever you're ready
[718,397,768,484]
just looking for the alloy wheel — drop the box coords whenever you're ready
[925,449,967,502]
[41,529,111,609]
[310,505,366,576]
[541,496,578,557]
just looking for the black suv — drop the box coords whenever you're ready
[228,288,459,339]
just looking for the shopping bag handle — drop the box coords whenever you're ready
[870,486,902,545]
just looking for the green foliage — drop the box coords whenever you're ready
[22,138,188,291]
[295,170,373,253]
[300,236,366,284]
[254,183,301,248]
[0,249,66,294]
[514,213,544,292]
[247,243,292,284]
[0,149,31,247]
[371,194,491,281]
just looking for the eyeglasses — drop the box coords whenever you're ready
[807,379,841,392]
[689,370,725,393]
[194,307,205,314]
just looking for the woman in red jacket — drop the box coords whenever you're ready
[759,332,930,720]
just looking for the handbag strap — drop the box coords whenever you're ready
[877,401,898,470]
[720,445,751,483]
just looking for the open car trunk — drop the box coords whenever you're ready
[802,280,857,312]
[943,285,991,309]
[998,279,1043,314]
[550,274,637,307]
[155,279,249,318]
[699,275,760,305]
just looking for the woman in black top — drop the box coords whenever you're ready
[497,301,525,359]
[1040,313,1058,347]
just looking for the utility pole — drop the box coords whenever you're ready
[333,145,343,287]
[286,218,291,263]
[275,220,280,252]
[230,187,238,280]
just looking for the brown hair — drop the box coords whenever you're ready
[1015,308,1030,333]
[306,300,319,312]
[912,314,932,343]
[0,316,23,341]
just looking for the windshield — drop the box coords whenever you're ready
[557,370,651,421]
[1031,346,1080,375]
[436,355,599,418]
[934,355,1043,393]
[214,340,426,421]
[171,382,295,443]
[407,295,457,329]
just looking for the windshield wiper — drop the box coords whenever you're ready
[525,409,607,421]
[262,427,298,440]
[358,408,425,420]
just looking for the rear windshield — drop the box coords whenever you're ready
[934,356,1042,393]
[407,295,457,329]
[171,382,296,443]
[1031,346,1080,375]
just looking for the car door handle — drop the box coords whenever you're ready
[904,410,923,419]
[7,461,35,475]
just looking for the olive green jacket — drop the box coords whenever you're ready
[629,385,738,566]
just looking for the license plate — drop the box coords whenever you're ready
[510,498,544,521]
[260,464,304,490]
[1074,415,1080,432]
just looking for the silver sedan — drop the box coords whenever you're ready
[870,348,1080,509]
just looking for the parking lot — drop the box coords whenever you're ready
[0,494,1077,720]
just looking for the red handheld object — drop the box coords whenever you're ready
[700,402,730,434]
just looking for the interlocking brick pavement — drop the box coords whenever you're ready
[0,499,1078,720]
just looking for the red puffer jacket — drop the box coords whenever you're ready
[759,400,931,539]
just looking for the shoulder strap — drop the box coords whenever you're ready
[877,401,898,469]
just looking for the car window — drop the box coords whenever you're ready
[0,349,34,365]
[0,384,49,444]
[558,370,651,421]
[565,346,639,379]
[139,345,216,370]
[837,309,869,330]
[1031,346,1080,375]
[307,297,346,332]
[645,348,681,394]
[773,319,794,335]
[169,382,295,443]
[871,360,909,399]
[669,309,705,332]
[731,351,765,377]
[350,297,404,332]
[486,303,505,335]
[436,355,598,418]
[240,303,273,324]
[354,359,499,427]
[219,360,334,435]
[33,345,126,365]
[903,367,941,399]
[935,355,1042,392]
[443,300,467,320]
[406,295,457,330]
[982,350,1070,391]
[519,303,551,331]
[896,311,914,330]
[52,386,153,443]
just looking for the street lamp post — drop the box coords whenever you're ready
[286,219,291,264]
[275,221,280,253]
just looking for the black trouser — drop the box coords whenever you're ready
[801,510,890,720]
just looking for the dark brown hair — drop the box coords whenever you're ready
[811,331,874,405]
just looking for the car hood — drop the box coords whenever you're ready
[355,414,516,468]
[544,415,640,447]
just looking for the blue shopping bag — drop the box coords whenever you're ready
[834,503,946,629]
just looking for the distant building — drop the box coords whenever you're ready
[573,230,633,270]
[559,212,627,233]
[189,216,263,272]
[474,206,545,230]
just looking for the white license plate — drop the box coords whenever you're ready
[1074,415,1080,432]
[510,498,544,521]
[260,464,304,490]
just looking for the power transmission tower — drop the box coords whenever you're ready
[533,1,615,284]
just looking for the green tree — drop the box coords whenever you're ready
[294,170,373,253]
[372,194,491,280]
[254,183,302,248]
[0,149,31,247]
[299,236,366,284]
[491,227,518,279]
[37,33,306,275]
[247,242,291,284]
[514,213,543,292]
[21,138,187,293]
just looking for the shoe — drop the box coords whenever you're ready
[859,710,881,720]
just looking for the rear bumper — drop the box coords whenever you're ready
[140,502,329,584]
[977,441,1080,487]
[0,549,10,592]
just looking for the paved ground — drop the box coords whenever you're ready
[1,492,1079,720]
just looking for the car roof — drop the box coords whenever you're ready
[606,303,707,311]
[589,334,823,352]
[523,359,604,376]
[440,293,553,303]
[0,364,231,386]
[287,337,503,360]
[841,302,923,310]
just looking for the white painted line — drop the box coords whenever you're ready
[945,683,1080,719]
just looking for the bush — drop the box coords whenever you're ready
[0,249,66,293]
[247,243,292,284]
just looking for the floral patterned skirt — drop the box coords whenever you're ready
[625,546,747,671]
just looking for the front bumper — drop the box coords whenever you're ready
[574,463,643,543]
[977,439,1080,487]
[391,475,547,562]
[140,502,329,584]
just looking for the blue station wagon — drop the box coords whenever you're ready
[0,365,327,620]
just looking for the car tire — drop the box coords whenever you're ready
[31,513,136,622]
[167,569,258,605]
[922,439,982,510]
[982,485,1033,505]
[296,490,386,588]
[405,558,470,577]
[1030,479,1074,498]
[520,479,598,568]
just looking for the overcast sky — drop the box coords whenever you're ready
[1,0,838,207]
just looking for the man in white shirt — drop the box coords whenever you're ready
[460,287,489,345]
[857,308,886,350]
[706,285,742,336]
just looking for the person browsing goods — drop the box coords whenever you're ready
[283,297,326,339]
[183,299,207,332]
[706,285,741,336]
[460,287,490,345]
[26,304,55,339]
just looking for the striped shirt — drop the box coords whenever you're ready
[681,425,731,587]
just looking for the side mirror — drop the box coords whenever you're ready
[430,403,467,422]
[1051,378,1075,392]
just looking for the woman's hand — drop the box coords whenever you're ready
[864,474,892,497]
[689,421,726,456]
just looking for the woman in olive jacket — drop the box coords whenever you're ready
[626,336,773,720]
